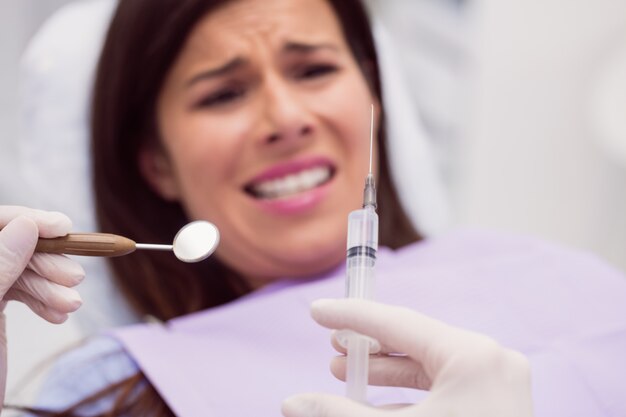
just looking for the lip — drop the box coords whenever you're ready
[246,156,335,184]
[251,180,334,215]
[243,156,336,216]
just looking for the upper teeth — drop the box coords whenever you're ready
[252,166,331,199]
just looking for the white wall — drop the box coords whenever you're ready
[459,0,626,271]
[373,0,626,273]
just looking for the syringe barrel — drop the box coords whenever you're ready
[346,206,378,253]
[344,207,378,402]
[345,207,378,299]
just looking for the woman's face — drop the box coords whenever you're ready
[143,0,378,287]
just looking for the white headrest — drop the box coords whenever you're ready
[372,21,450,236]
[20,0,115,232]
[19,0,137,332]
[19,0,449,331]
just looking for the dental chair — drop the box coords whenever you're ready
[18,0,450,334]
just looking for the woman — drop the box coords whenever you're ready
[4,0,626,415]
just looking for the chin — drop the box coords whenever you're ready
[274,239,345,278]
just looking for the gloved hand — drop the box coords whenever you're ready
[0,206,84,406]
[0,206,84,321]
[282,299,534,417]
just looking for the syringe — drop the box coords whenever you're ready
[344,105,379,402]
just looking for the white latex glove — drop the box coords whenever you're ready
[282,299,534,417]
[0,206,84,404]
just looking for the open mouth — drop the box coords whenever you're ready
[244,164,336,200]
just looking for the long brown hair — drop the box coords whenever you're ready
[24,0,421,415]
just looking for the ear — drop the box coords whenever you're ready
[138,145,181,201]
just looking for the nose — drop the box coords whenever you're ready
[258,76,314,147]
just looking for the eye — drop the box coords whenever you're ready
[295,64,338,80]
[196,86,246,108]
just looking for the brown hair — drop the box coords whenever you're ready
[24,0,421,415]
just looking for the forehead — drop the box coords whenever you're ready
[183,0,347,60]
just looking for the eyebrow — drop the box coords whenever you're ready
[186,57,246,87]
[282,41,339,54]
[185,42,338,88]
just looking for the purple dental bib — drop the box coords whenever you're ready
[113,230,626,417]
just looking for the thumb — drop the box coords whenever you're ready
[282,393,381,417]
[0,216,38,297]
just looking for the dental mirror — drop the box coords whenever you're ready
[35,220,220,263]
[172,221,220,262]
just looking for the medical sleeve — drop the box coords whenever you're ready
[29,336,139,415]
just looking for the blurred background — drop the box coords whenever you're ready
[0,0,625,411]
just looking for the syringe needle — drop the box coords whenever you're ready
[363,104,377,209]
[369,104,374,175]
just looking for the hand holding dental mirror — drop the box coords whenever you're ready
[35,221,219,263]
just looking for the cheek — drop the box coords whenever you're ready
[315,71,375,150]
[163,118,243,214]
[165,104,252,172]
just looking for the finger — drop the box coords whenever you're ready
[330,355,431,390]
[311,299,468,377]
[282,393,384,417]
[27,253,85,287]
[13,269,82,313]
[333,330,381,354]
[330,330,346,354]
[5,289,69,324]
[331,330,397,356]
[0,216,38,295]
[0,206,71,238]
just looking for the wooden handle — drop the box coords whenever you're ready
[36,233,137,257]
